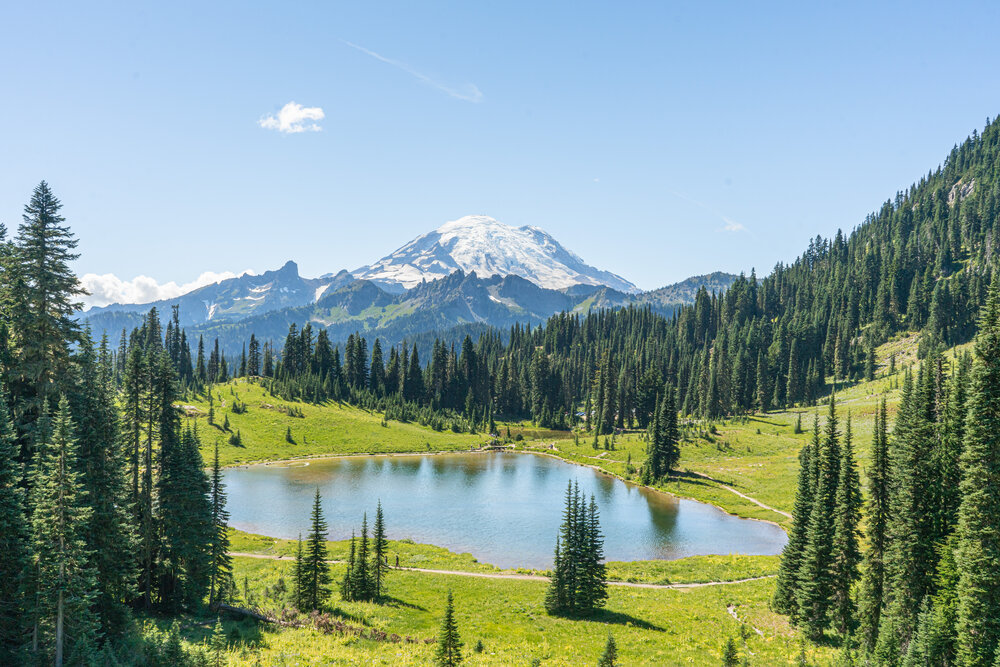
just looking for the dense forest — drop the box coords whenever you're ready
[774,282,1000,666]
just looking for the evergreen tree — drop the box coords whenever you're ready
[434,590,463,666]
[12,183,84,445]
[303,489,331,610]
[722,636,740,667]
[796,397,840,640]
[28,398,98,666]
[208,440,232,607]
[209,617,227,667]
[598,633,618,667]
[830,414,861,636]
[858,399,889,653]
[292,535,305,610]
[372,500,389,599]
[955,276,1000,667]
[0,393,28,662]
[773,414,818,617]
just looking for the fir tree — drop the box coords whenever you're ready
[434,590,463,666]
[598,633,618,667]
[208,440,232,607]
[372,500,389,599]
[830,414,861,636]
[773,414,818,617]
[29,398,98,666]
[209,617,227,667]
[955,275,1000,667]
[858,399,889,653]
[304,489,331,610]
[796,397,840,640]
[12,183,84,445]
[0,393,28,662]
[722,636,740,667]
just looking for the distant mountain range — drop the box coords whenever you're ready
[79,216,738,352]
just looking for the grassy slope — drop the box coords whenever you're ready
[163,555,832,666]
[181,379,481,466]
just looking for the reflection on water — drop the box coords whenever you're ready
[223,452,787,569]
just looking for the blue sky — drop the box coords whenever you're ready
[2,1,1000,304]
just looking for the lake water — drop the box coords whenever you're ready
[223,452,787,569]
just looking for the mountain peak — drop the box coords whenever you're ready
[354,215,639,293]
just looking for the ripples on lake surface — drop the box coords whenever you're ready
[223,452,787,569]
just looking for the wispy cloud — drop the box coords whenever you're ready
[80,269,256,309]
[722,217,746,232]
[344,41,483,103]
[668,190,748,233]
[259,101,325,133]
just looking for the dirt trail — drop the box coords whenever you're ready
[686,471,792,519]
[229,552,775,590]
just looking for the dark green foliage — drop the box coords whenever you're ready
[0,393,28,662]
[830,414,862,635]
[773,414,818,618]
[721,636,739,667]
[545,481,607,616]
[796,398,841,640]
[157,423,213,611]
[857,399,889,653]
[11,182,84,444]
[303,489,331,610]
[29,398,99,665]
[598,633,618,667]
[956,276,1000,667]
[372,501,389,598]
[434,590,463,666]
[208,441,232,607]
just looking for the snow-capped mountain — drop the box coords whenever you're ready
[352,215,640,293]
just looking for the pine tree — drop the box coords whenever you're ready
[598,633,618,667]
[304,489,331,610]
[0,393,28,662]
[292,535,305,610]
[71,333,135,635]
[955,275,1000,667]
[372,500,389,599]
[830,414,861,636]
[722,636,740,667]
[796,397,840,640]
[12,183,84,445]
[208,440,232,607]
[434,590,463,666]
[858,399,889,653]
[773,414,818,617]
[29,398,98,666]
[209,617,227,667]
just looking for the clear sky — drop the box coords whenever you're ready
[3,1,1000,305]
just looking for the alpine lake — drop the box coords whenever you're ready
[223,451,786,569]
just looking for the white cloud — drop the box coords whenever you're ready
[258,101,325,133]
[722,217,746,232]
[80,270,255,309]
[344,41,483,103]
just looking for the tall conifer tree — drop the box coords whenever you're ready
[955,276,1000,667]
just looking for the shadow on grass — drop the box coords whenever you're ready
[379,596,427,612]
[556,608,665,632]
